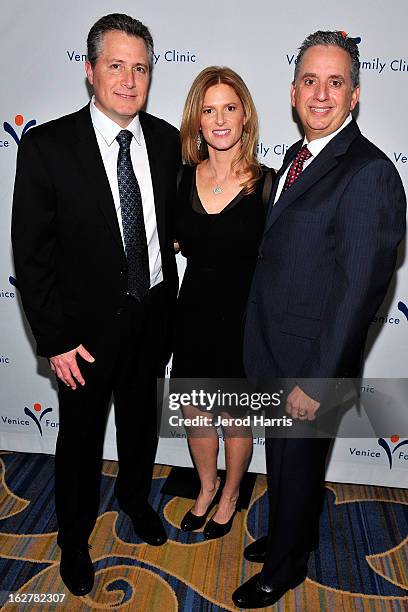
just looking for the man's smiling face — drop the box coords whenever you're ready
[85,30,150,128]
[291,44,360,141]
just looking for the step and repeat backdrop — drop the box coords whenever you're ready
[1,0,407,487]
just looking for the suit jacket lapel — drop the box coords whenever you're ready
[264,120,361,233]
[74,105,124,251]
[265,152,338,231]
[139,112,166,252]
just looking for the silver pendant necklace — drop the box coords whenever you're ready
[213,185,223,194]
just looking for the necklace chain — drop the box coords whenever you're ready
[208,161,233,195]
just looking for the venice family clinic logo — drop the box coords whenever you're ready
[24,403,53,436]
[378,436,408,469]
[371,299,408,326]
[3,114,36,146]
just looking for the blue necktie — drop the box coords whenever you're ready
[116,130,150,300]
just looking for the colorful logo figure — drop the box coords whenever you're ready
[378,436,408,469]
[340,31,362,45]
[24,403,53,436]
[397,300,408,321]
[3,114,36,146]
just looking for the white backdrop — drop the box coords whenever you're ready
[1,0,407,488]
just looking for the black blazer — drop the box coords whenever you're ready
[244,120,406,398]
[11,105,181,357]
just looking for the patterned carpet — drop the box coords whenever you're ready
[0,451,407,611]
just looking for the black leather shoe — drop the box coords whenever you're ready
[180,487,221,532]
[130,504,167,546]
[60,546,94,596]
[232,571,306,609]
[243,536,267,563]
[203,508,238,540]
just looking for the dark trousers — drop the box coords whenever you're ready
[55,284,169,550]
[261,436,332,586]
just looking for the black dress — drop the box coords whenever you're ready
[171,166,273,379]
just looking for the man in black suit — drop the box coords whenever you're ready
[233,31,406,608]
[12,13,180,596]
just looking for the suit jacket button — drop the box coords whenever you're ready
[116,308,123,315]
[258,252,264,261]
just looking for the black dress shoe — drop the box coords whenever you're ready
[203,508,238,540]
[243,536,267,563]
[130,504,167,546]
[180,487,221,532]
[60,546,94,596]
[232,571,306,609]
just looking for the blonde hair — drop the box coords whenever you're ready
[180,66,262,193]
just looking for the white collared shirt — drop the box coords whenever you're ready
[89,97,162,287]
[274,114,352,204]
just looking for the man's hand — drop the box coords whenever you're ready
[49,344,95,390]
[286,385,320,421]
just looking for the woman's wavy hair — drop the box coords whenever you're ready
[180,66,262,193]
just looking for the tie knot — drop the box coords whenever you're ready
[297,144,312,163]
[116,130,133,149]
[280,144,313,195]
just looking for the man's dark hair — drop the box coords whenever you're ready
[87,13,154,70]
[294,30,360,88]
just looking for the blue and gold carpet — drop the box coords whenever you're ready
[0,451,407,610]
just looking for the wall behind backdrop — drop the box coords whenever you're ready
[0,0,407,487]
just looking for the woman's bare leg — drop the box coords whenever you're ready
[183,404,220,515]
[212,418,252,523]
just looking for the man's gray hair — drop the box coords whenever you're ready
[87,13,154,71]
[294,31,360,88]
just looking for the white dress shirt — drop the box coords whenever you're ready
[274,114,353,204]
[89,98,162,288]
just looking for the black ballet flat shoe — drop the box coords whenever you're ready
[180,486,221,532]
[232,571,306,609]
[203,507,238,540]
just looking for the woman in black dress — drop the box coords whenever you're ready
[172,66,274,539]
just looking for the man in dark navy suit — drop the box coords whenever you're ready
[12,14,180,596]
[233,31,406,608]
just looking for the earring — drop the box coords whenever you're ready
[196,132,202,150]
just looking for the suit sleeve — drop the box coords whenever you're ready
[300,159,406,400]
[11,132,81,357]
